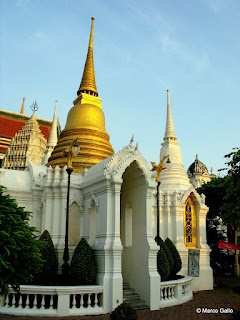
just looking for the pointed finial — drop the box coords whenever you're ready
[20,97,25,114]
[211,167,213,174]
[167,89,170,106]
[164,90,177,141]
[77,17,98,97]
[130,134,134,145]
[196,154,199,160]
[89,17,95,49]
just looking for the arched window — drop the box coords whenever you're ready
[184,197,197,248]
[69,202,81,246]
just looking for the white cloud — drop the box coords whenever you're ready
[127,1,210,72]
[16,0,31,9]
[202,0,228,14]
[160,33,210,72]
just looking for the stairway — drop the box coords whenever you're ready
[123,283,149,310]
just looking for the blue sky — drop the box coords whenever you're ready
[1,0,239,174]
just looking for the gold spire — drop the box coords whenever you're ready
[47,18,114,173]
[77,17,98,97]
[20,97,25,114]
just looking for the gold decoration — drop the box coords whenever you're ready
[77,17,98,97]
[150,155,168,182]
[47,18,114,173]
[184,196,197,248]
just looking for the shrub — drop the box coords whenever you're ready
[34,230,58,285]
[165,237,182,276]
[70,238,97,285]
[157,247,170,281]
[155,236,174,278]
[232,310,240,320]
[0,186,43,294]
[110,302,138,320]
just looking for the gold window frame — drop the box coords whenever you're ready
[184,196,197,248]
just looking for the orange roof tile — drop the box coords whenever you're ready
[0,116,51,140]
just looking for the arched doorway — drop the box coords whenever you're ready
[120,161,148,292]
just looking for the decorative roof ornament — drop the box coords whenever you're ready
[20,97,25,114]
[164,90,177,142]
[30,101,39,114]
[77,17,98,97]
[130,134,134,145]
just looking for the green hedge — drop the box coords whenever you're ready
[110,302,138,320]
[165,237,182,276]
[70,238,97,285]
[155,236,174,278]
[157,247,170,281]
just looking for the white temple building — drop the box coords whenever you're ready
[0,17,213,313]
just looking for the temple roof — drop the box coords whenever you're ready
[0,110,52,140]
[0,110,52,156]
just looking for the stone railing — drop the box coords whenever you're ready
[159,276,193,308]
[0,285,104,317]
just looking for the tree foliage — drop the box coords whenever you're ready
[220,148,240,233]
[198,147,240,245]
[0,186,43,294]
[197,177,227,245]
[70,238,97,285]
[34,230,58,285]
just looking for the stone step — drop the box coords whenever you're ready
[123,293,140,299]
[123,289,137,296]
[123,295,141,302]
[123,282,149,311]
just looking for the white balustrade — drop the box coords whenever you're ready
[160,276,193,308]
[0,277,193,316]
[0,285,104,317]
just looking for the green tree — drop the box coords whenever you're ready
[0,186,43,294]
[197,177,227,245]
[70,238,97,285]
[220,148,240,245]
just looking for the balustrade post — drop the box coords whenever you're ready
[175,283,182,303]
[56,291,70,316]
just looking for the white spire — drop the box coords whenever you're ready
[42,100,58,165]
[164,90,176,141]
[47,100,58,147]
[159,90,191,190]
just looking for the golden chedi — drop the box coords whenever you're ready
[47,17,114,173]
